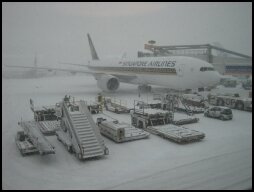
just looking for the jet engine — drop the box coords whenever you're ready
[97,75,120,92]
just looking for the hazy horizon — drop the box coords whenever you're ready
[2,2,252,67]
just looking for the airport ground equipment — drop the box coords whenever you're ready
[55,130,73,152]
[58,96,109,160]
[208,93,252,111]
[104,97,130,114]
[242,79,252,90]
[86,101,102,114]
[182,93,208,108]
[136,100,162,109]
[173,117,199,125]
[30,99,58,121]
[15,131,39,156]
[146,124,205,143]
[96,118,150,143]
[37,120,61,136]
[131,100,203,143]
[30,99,61,135]
[153,93,196,116]
[220,78,237,88]
[131,100,174,129]
[174,105,204,114]
[16,121,55,156]
[204,106,233,120]
[138,84,152,93]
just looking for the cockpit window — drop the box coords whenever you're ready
[200,67,215,71]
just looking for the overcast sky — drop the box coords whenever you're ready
[2,2,252,67]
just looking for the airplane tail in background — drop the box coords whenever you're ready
[87,33,99,60]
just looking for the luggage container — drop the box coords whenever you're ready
[96,118,149,143]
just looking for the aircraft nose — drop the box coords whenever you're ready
[216,71,223,80]
[213,71,222,85]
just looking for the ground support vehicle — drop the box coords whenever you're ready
[173,117,199,125]
[182,93,208,108]
[204,106,233,120]
[208,93,252,111]
[242,79,252,90]
[131,101,204,143]
[146,124,205,143]
[136,100,162,109]
[131,105,173,129]
[104,98,130,114]
[57,96,109,160]
[174,105,204,114]
[55,129,73,153]
[87,103,102,114]
[96,118,149,143]
[30,99,61,135]
[15,131,39,156]
[37,120,61,136]
[16,121,55,156]
[153,93,197,116]
[30,99,58,121]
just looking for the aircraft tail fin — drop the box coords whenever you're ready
[87,33,99,60]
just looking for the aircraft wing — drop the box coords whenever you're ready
[5,65,138,82]
[59,62,90,67]
[4,65,97,75]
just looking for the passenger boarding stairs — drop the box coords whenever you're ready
[170,95,193,116]
[62,100,108,159]
[179,97,193,116]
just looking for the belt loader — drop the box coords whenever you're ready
[16,121,55,156]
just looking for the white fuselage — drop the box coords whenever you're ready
[88,56,221,90]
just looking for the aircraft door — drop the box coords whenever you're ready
[177,64,185,77]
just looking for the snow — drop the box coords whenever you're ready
[2,75,252,190]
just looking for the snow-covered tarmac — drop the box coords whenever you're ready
[2,75,252,189]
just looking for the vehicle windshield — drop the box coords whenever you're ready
[221,109,232,114]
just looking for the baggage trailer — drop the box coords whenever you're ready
[147,124,205,143]
[131,100,174,129]
[104,98,130,114]
[173,117,199,126]
[16,121,55,156]
[37,120,61,136]
[131,101,204,143]
[96,118,150,143]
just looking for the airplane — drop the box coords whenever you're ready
[5,34,221,92]
[3,54,56,79]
